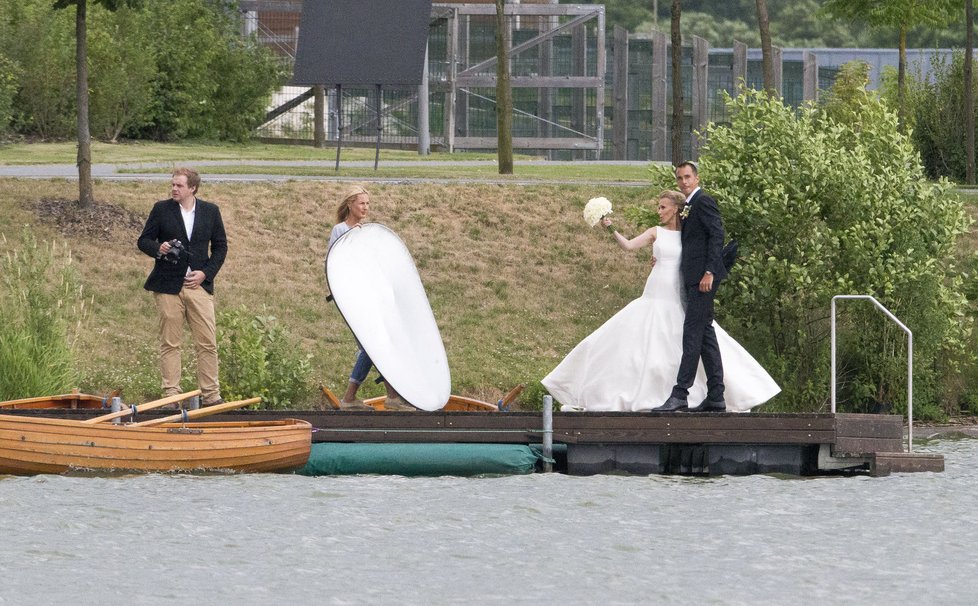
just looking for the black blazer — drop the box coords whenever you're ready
[137,198,227,295]
[680,188,727,285]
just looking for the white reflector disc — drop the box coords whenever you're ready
[326,223,450,411]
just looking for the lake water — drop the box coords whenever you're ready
[1,438,975,605]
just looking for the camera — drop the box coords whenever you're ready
[162,239,189,264]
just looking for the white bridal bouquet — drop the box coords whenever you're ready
[583,197,612,227]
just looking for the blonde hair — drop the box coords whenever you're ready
[658,189,685,208]
[336,185,369,223]
[172,167,201,194]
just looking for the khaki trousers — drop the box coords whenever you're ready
[154,288,221,404]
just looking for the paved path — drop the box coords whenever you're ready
[0,160,655,187]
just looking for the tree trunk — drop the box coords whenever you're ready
[897,26,907,132]
[755,0,775,96]
[495,0,513,174]
[966,0,975,185]
[75,0,93,207]
[670,0,683,166]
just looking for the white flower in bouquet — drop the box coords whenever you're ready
[583,197,612,227]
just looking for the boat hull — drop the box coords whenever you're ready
[0,393,109,410]
[0,415,312,475]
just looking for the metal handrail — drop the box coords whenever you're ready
[831,295,913,452]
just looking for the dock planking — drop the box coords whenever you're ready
[2,408,939,476]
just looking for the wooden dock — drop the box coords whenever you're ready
[4,408,943,476]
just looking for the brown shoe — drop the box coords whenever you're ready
[383,397,417,411]
[339,398,374,411]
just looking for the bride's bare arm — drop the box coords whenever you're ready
[602,218,657,251]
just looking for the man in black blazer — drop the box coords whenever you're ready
[655,161,727,413]
[137,168,227,406]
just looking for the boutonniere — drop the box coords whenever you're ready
[680,203,691,220]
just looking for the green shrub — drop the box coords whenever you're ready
[890,52,973,182]
[662,87,973,414]
[0,52,20,137]
[2,1,75,138]
[88,4,157,142]
[520,381,550,411]
[130,0,285,141]
[0,228,88,399]
[1,0,284,142]
[217,306,314,409]
[78,338,163,404]
[207,35,287,142]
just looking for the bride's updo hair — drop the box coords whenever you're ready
[658,189,685,210]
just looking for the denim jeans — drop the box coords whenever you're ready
[349,349,374,385]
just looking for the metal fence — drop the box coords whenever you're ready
[241,2,948,160]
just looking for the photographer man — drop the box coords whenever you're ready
[137,167,227,406]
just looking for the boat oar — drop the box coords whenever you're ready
[83,390,202,424]
[130,397,262,427]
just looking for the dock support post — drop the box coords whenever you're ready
[542,395,553,472]
[110,396,122,424]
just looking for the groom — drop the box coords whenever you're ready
[655,161,727,413]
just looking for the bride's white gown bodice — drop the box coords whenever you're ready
[542,228,779,412]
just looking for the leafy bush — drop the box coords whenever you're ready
[1,0,285,142]
[892,52,976,183]
[2,1,75,138]
[129,0,285,141]
[78,338,164,404]
[649,86,973,414]
[87,4,157,141]
[206,36,287,142]
[0,52,20,137]
[0,228,89,399]
[217,306,314,409]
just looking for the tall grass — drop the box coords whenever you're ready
[0,228,89,399]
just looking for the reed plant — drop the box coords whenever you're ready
[0,227,89,399]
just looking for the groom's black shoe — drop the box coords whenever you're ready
[653,396,688,412]
[689,398,726,413]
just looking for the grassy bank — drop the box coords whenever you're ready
[0,177,657,408]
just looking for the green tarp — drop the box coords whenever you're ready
[297,442,549,477]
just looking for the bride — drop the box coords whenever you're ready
[541,190,780,412]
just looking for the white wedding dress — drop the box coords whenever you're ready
[542,228,780,412]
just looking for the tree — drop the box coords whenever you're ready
[53,0,142,208]
[822,0,956,130]
[494,0,513,174]
[755,0,776,96]
[670,0,683,166]
[966,0,975,184]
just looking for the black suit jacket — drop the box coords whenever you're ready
[680,188,726,285]
[137,198,227,295]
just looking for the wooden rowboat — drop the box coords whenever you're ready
[319,385,524,412]
[0,414,312,475]
[0,391,116,410]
